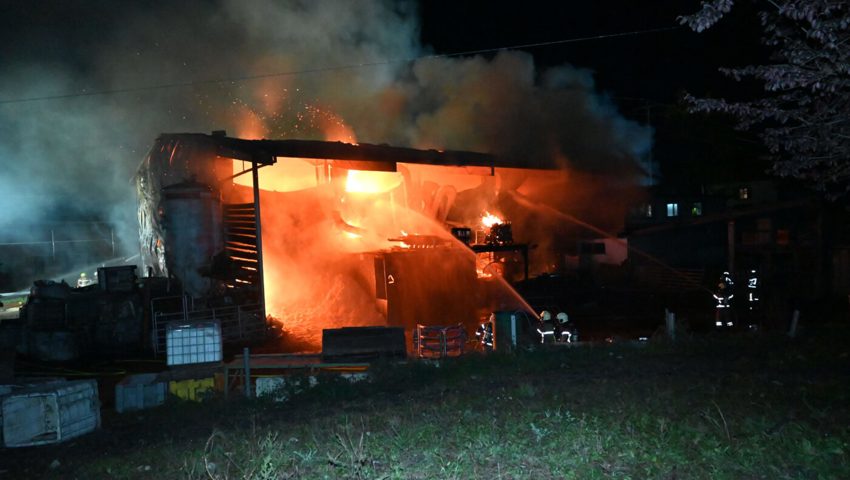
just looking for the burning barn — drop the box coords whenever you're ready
[136,132,549,351]
[8,128,641,362]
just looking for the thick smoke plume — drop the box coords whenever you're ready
[0,0,649,296]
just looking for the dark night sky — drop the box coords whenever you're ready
[420,1,766,103]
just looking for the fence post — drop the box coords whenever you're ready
[182,295,188,323]
[665,308,676,342]
[788,309,800,338]
[441,328,447,358]
[153,312,159,355]
[243,347,251,398]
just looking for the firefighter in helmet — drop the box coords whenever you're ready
[536,310,555,344]
[722,271,734,290]
[76,272,94,288]
[554,312,577,343]
[475,314,495,351]
[713,274,735,328]
[745,268,761,330]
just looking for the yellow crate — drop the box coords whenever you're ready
[169,377,214,402]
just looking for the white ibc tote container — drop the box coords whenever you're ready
[1,379,100,447]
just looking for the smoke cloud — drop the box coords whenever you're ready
[0,0,650,289]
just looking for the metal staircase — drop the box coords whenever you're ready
[222,203,260,291]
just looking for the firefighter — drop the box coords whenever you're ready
[76,272,94,288]
[745,268,761,330]
[554,312,574,343]
[713,278,734,328]
[475,315,494,351]
[722,271,734,290]
[536,310,555,344]
[746,269,760,310]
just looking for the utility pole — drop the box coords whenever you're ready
[727,220,736,274]
[646,102,655,186]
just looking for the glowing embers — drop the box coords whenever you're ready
[476,252,505,279]
[388,233,450,249]
[345,170,403,194]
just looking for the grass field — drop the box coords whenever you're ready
[2,326,849,479]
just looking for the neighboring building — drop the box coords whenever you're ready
[622,180,845,302]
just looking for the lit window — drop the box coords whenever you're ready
[691,202,703,216]
[666,203,679,217]
[739,187,750,200]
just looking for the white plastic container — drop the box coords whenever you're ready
[166,321,222,366]
[115,373,167,413]
[2,379,100,447]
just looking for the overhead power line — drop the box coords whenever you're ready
[0,25,681,106]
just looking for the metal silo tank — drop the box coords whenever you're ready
[160,180,224,298]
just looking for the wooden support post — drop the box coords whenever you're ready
[252,161,267,326]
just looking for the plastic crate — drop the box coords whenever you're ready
[166,321,222,366]
[115,373,167,413]
[2,379,100,447]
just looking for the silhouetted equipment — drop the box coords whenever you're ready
[321,327,406,362]
[374,248,478,329]
[97,266,137,293]
[487,222,513,246]
[19,268,144,361]
[451,227,472,245]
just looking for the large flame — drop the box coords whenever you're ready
[345,170,403,194]
[223,111,538,349]
[233,157,324,192]
[481,211,503,228]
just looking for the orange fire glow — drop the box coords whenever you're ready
[345,170,404,194]
[481,211,503,228]
[232,157,325,192]
[232,103,357,193]
[222,112,541,349]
